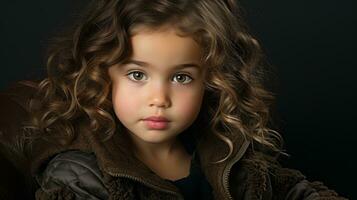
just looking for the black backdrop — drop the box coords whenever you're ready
[0,1,355,199]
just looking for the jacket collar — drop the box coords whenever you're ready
[83,123,250,199]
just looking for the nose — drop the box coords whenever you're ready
[148,82,171,108]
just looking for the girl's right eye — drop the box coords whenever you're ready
[126,71,147,81]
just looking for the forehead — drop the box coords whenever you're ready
[129,26,203,64]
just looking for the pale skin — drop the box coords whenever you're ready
[108,26,206,180]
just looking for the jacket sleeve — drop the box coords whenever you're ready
[35,150,109,200]
[270,167,348,200]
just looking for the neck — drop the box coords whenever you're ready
[125,131,182,162]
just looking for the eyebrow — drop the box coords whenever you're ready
[124,59,201,71]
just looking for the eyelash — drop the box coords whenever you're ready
[126,71,193,84]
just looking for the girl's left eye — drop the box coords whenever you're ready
[173,74,193,84]
[126,71,193,84]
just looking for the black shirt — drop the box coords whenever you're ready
[165,132,214,200]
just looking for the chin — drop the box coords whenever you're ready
[136,131,176,143]
[142,135,175,144]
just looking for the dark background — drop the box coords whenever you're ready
[0,0,355,199]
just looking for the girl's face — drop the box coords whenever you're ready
[108,27,206,147]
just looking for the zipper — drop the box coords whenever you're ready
[222,140,250,200]
[106,170,184,200]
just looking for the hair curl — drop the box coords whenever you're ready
[25,0,286,164]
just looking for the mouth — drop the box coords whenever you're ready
[142,116,170,129]
[143,120,169,130]
[142,116,170,122]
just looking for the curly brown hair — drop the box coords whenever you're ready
[25,0,285,164]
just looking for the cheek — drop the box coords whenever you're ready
[111,83,140,121]
[175,88,204,120]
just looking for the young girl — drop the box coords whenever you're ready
[24,0,346,199]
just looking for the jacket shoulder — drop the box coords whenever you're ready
[231,148,348,200]
[35,150,108,200]
[269,163,348,200]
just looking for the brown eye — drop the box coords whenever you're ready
[127,71,147,81]
[173,74,193,84]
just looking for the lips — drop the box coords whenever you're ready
[142,116,170,129]
[143,116,169,122]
